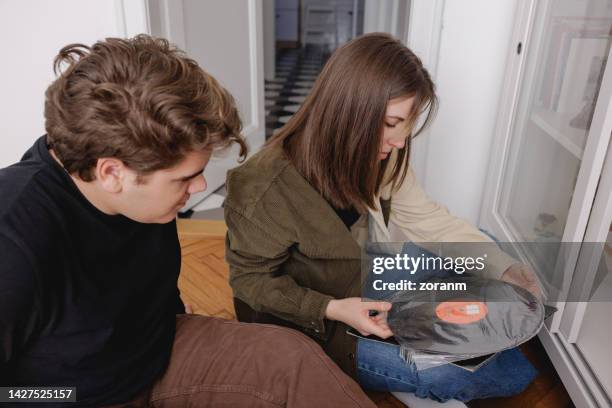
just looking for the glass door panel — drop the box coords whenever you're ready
[498,0,612,272]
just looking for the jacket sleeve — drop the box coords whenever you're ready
[224,207,334,334]
[388,167,517,279]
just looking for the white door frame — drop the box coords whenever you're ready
[404,0,445,184]
[114,0,151,37]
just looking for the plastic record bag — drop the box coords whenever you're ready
[386,276,545,370]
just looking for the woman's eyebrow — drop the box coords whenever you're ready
[385,115,405,121]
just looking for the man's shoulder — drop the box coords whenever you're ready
[0,160,64,251]
[0,158,43,207]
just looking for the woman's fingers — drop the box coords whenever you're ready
[501,264,543,301]
[326,298,396,338]
[374,320,393,336]
[360,316,393,338]
[370,325,394,339]
[365,301,392,313]
[360,301,394,337]
[372,311,388,323]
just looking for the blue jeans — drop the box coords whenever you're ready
[357,240,538,402]
[357,339,537,402]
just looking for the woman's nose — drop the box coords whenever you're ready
[389,138,406,149]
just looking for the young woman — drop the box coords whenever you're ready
[224,33,539,403]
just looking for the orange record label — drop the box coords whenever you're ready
[435,300,488,324]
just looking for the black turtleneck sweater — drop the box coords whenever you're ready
[0,136,183,406]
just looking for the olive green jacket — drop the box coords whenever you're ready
[224,145,516,379]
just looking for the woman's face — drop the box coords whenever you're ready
[379,96,415,160]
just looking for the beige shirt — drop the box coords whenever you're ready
[356,151,517,280]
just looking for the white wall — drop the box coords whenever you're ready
[182,1,255,128]
[363,0,408,38]
[363,0,385,33]
[417,0,517,225]
[0,0,146,168]
[154,0,265,149]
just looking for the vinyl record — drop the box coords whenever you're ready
[387,276,544,357]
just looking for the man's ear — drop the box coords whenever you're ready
[95,158,127,193]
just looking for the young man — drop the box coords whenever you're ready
[0,35,375,407]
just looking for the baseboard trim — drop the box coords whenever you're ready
[177,219,227,239]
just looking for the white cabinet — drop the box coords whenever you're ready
[480,0,612,406]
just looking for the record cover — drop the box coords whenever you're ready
[387,276,545,358]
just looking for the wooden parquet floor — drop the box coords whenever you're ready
[177,219,574,408]
[178,236,235,319]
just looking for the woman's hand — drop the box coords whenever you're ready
[325,298,394,339]
[501,263,543,300]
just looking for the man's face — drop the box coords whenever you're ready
[118,149,212,224]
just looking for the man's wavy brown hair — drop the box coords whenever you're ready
[45,34,247,181]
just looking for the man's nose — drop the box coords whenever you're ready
[188,174,207,194]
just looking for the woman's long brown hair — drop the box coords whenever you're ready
[267,33,437,212]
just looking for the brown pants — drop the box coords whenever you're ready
[109,315,375,407]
